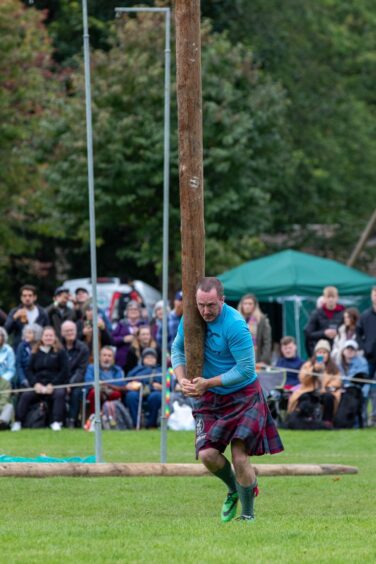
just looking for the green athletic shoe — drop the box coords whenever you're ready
[221,491,239,523]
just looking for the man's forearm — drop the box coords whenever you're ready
[174,364,187,384]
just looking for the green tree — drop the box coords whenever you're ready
[0,0,62,302]
[41,15,292,284]
[216,0,376,261]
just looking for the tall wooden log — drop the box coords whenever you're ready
[175,0,206,380]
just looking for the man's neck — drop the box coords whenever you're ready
[65,340,75,349]
[25,304,36,311]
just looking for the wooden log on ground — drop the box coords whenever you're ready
[0,463,358,478]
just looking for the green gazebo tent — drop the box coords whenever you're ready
[218,250,376,357]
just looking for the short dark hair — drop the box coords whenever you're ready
[20,284,37,295]
[196,277,224,299]
[280,336,296,346]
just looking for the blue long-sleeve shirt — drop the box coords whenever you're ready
[171,303,257,395]
[84,363,124,387]
[0,344,16,383]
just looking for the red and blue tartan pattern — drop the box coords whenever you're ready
[192,380,284,458]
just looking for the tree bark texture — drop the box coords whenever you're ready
[175,0,205,380]
[0,463,358,478]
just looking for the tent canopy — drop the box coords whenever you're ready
[218,249,376,301]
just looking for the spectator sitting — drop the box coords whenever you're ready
[77,303,112,362]
[61,320,90,428]
[46,287,77,338]
[275,336,304,389]
[304,286,345,357]
[150,300,169,342]
[331,307,360,366]
[338,340,368,386]
[0,327,16,385]
[288,339,342,426]
[123,325,160,375]
[112,300,146,370]
[237,293,272,365]
[12,326,69,432]
[15,323,43,389]
[356,286,376,427]
[84,346,125,415]
[0,378,13,430]
[5,284,48,350]
[156,291,183,352]
[0,328,16,429]
[125,347,162,428]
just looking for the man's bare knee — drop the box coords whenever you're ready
[199,448,223,470]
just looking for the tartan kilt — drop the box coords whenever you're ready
[192,379,284,459]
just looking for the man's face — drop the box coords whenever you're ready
[281,342,297,359]
[196,288,224,323]
[61,322,77,341]
[76,289,89,304]
[100,349,114,368]
[127,306,140,322]
[56,292,69,306]
[21,290,36,307]
[325,294,337,310]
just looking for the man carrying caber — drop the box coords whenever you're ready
[171,277,283,523]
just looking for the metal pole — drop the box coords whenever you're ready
[82,0,103,462]
[115,6,170,462]
[160,9,171,464]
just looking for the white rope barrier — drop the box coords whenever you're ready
[0,364,374,396]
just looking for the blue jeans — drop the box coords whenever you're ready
[125,390,161,428]
[363,362,376,421]
[68,387,86,422]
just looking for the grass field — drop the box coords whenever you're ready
[0,429,375,563]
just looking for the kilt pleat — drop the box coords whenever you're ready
[192,380,284,458]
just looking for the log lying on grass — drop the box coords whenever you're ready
[0,463,358,478]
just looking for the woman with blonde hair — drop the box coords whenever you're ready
[12,326,69,431]
[237,294,272,364]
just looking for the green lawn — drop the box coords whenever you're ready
[0,429,375,563]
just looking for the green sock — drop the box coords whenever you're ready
[213,459,237,493]
[236,480,257,517]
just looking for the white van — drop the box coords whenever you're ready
[63,277,161,321]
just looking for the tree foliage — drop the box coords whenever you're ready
[40,15,292,284]
[0,0,62,300]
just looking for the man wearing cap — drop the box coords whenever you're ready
[5,285,48,350]
[73,287,112,333]
[156,291,183,352]
[125,347,162,428]
[46,287,77,338]
[356,287,376,426]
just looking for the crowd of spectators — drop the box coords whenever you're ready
[0,284,183,432]
[0,282,375,432]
